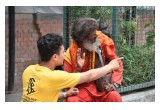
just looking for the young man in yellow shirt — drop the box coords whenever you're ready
[21,33,122,102]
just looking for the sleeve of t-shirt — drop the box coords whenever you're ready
[49,70,80,90]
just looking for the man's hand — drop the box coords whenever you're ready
[104,83,116,93]
[66,88,79,97]
[76,48,85,71]
[108,57,123,71]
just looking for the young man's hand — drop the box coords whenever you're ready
[108,57,123,71]
[66,88,79,97]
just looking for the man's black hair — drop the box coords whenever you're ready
[37,33,63,61]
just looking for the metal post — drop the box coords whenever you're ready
[63,6,69,50]
[112,6,118,48]
[131,6,136,46]
[8,6,15,91]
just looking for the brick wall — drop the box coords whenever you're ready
[135,14,154,46]
[5,13,63,92]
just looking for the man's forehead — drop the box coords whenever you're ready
[60,45,64,50]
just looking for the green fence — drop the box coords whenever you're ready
[63,6,155,93]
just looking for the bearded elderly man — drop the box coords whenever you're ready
[64,17,123,102]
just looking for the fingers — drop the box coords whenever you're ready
[77,48,85,59]
[72,88,79,95]
[72,88,79,91]
[67,88,79,96]
[115,57,124,60]
[77,48,81,52]
[76,48,81,56]
[108,57,122,71]
[82,52,86,59]
[111,84,116,91]
[105,84,115,92]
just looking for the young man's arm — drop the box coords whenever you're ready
[77,57,122,84]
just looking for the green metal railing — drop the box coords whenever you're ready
[63,6,155,93]
[118,81,155,93]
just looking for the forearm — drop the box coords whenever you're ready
[88,65,113,82]
[78,64,113,84]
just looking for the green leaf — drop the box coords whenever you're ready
[144,24,150,28]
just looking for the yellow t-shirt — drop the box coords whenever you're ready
[21,64,80,102]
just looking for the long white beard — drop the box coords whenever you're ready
[83,38,100,52]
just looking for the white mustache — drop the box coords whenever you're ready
[83,38,100,51]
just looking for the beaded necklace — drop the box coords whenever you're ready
[89,51,92,69]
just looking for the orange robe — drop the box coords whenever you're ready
[64,31,123,102]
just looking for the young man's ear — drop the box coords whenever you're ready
[52,54,58,61]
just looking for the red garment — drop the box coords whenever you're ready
[66,89,122,102]
[64,31,123,102]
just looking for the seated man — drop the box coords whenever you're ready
[64,17,123,102]
[21,33,121,102]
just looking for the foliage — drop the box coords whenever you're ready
[68,6,155,86]
[69,6,112,25]
[144,19,155,46]
[117,7,155,86]
[117,37,155,86]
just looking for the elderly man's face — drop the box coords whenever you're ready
[87,30,97,43]
[83,30,100,51]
